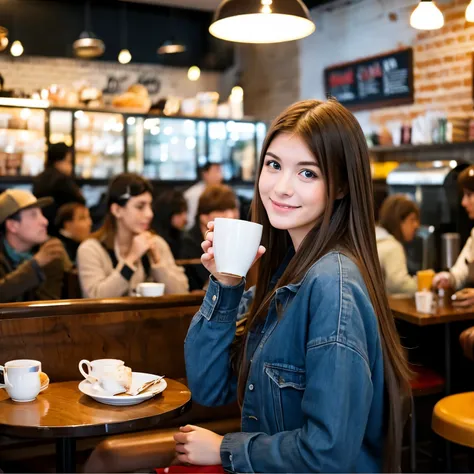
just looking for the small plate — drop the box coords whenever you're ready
[79,372,167,406]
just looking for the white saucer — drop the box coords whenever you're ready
[79,372,167,406]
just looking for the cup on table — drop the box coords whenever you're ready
[135,282,165,297]
[415,291,434,314]
[417,269,435,292]
[78,359,131,395]
[0,359,42,402]
[213,218,263,277]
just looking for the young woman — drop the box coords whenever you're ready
[152,189,188,259]
[376,194,420,295]
[174,100,410,473]
[434,165,474,304]
[77,173,188,298]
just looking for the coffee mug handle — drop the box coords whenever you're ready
[78,360,92,380]
[0,365,8,389]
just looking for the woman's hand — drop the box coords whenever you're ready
[125,231,153,266]
[201,221,266,287]
[432,271,453,289]
[148,236,161,264]
[452,288,474,307]
[173,425,223,465]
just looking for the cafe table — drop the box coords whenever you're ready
[0,378,191,473]
[389,296,474,394]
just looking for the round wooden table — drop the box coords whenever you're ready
[0,378,191,473]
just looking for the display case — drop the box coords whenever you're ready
[0,101,266,185]
[74,111,125,179]
[0,102,46,176]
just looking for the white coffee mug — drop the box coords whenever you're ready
[213,218,263,277]
[0,359,42,402]
[136,282,165,297]
[79,359,124,383]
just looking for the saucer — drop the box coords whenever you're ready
[79,372,167,406]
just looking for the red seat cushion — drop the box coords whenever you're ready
[409,364,445,394]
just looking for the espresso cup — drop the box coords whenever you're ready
[213,218,263,277]
[136,282,165,297]
[0,359,42,402]
[78,359,124,383]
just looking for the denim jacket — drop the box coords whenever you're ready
[184,251,385,473]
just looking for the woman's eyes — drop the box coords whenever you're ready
[264,159,317,179]
[300,170,316,179]
[265,159,280,170]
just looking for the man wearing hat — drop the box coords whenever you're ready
[0,189,67,302]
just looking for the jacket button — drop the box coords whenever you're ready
[212,295,217,302]
[248,383,254,391]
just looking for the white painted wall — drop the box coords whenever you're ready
[299,0,418,132]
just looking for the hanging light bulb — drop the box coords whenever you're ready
[209,0,315,44]
[466,0,474,22]
[0,27,9,52]
[188,66,201,81]
[10,40,23,57]
[118,49,132,64]
[230,86,244,101]
[410,1,444,30]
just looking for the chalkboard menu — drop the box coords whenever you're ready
[324,48,414,110]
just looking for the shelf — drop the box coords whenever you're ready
[0,128,43,134]
[368,141,474,162]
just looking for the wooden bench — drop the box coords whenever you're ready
[0,295,241,471]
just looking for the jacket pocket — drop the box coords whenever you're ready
[264,363,306,432]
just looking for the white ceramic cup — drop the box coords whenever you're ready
[136,282,165,297]
[415,291,434,314]
[0,359,42,402]
[79,359,124,383]
[213,218,263,277]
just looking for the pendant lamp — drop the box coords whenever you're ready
[118,3,132,64]
[73,1,105,58]
[410,0,444,30]
[158,39,186,55]
[0,27,8,52]
[466,0,474,22]
[209,0,315,44]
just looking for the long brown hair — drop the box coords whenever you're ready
[238,100,411,472]
[379,194,420,243]
[93,173,153,249]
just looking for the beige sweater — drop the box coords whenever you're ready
[77,236,189,298]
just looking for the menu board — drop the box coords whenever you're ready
[324,48,414,110]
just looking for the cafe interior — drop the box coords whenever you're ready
[4,0,474,472]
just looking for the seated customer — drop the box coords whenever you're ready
[181,184,238,291]
[0,189,67,302]
[56,202,92,264]
[152,190,187,260]
[77,173,189,298]
[33,142,85,236]
[376,194,420,295]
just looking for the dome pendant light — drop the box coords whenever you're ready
[158,39,186,55]
[209,0,316,44]
[73,1,105,58]
[410,0,444,30]
[0,27,9,52]
[466,0,474,22]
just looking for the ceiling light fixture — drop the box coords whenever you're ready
[466,0,474,22]
[410,0,444,30]
[0,27,8,52]
[73,1,105,58]
[158,39,186,55]
[118,3,132,64]
[188,66,201,81]
[209,0,315,44]
[10,40,23,57]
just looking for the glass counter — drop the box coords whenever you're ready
[128,117,200,180]
[0,106,45,176]
[74,111,124,179]
[208,121,259,182]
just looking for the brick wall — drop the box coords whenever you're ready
[301,0,474,132]
[371,0,474,128]
[0,55,221,104]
